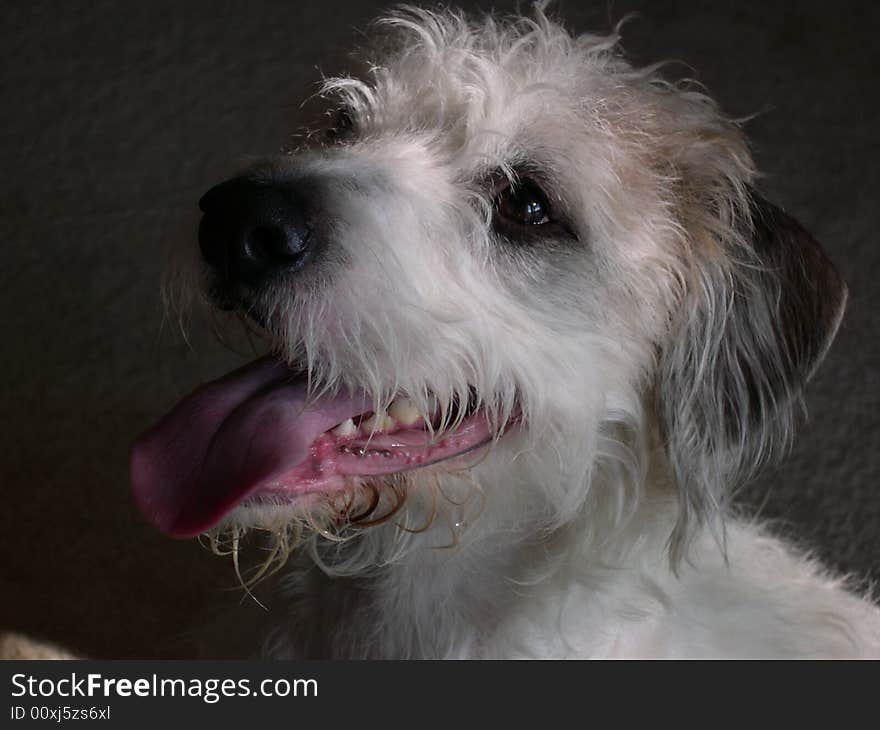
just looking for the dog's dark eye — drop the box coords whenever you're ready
[494,180,551,227]
[490,175,576,245]
[326,108,356,143]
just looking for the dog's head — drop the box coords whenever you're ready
[131,7,845,565]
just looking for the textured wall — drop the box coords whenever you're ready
[1,0,877,657]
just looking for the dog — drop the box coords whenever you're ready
[130,4,880,658]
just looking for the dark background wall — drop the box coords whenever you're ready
[1,0,877,658]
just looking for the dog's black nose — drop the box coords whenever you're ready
[198,177,314,286]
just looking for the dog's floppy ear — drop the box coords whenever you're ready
[658,190,847,558]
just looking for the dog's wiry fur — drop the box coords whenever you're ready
[178,4,880,658]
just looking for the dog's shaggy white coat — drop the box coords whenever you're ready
[179,5,880,658]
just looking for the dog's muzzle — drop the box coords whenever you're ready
[198,177,316,288]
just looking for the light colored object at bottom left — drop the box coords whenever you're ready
[0,631,78,660]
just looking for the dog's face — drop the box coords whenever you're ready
[131,9,846,562]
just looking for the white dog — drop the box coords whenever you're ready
[131,4,880,658]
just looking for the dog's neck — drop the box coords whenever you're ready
[255,442,680,659]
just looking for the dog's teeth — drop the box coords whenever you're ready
[360,413,381,433]
[361,411,394,433]
[389,398,420,426]
[332,418,358,437]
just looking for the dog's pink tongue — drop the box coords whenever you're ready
[130,357,368,538]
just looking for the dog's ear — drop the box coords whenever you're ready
[658,190,847,558]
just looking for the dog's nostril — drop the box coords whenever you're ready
[246,224,308,262]
[234,222,311,282]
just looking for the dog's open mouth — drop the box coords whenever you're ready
[130,356,508,538]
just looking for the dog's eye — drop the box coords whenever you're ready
[494,180,551,227]
[326,108,356,143]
